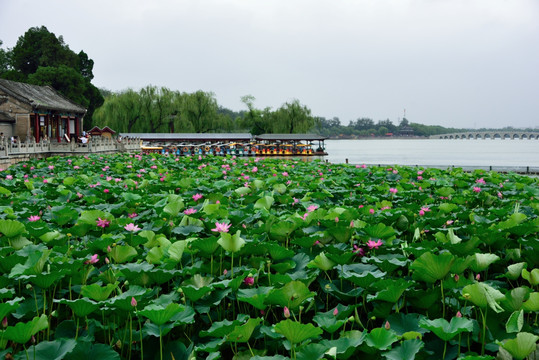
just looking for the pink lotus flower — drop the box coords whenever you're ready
[385,321,391,330]
[476,178,486,184]
[366,239,383,250]
[184,208,197,215]
[456,311,462,318]
[128,213,138,218]
[131,297,137,307]
[369,208,375,214]
[211,222,231,233]
[5,175,12,180]
[48,165,54,170]
[28,215,40,222]
[192,193,203,201]
[353,245,365,257]
[85,254,99,264]
[243,276,254,286]
[2,317,7,328]
[333,308,338,316]
[283,306,290,318]
[473,187,481,193]
[124,223,141,232]
[389,188,398,194]
[307,205,318,212]
[104,189,110,193]
[96,218,110,228]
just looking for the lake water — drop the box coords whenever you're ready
[321,139,539,173]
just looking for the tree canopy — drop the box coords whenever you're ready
[0,26,103,128]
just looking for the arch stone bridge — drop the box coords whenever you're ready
[430,131,539,140]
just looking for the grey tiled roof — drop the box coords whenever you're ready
[0,111,16,123]
[0,79,86,114]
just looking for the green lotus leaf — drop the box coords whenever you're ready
[385,313,428,336]
[181,285,213,302]
[368,278,412,303]
[138,302,184,326]
[500,332,539,360]
[364,223,395,240]
[497,212,527,230]
[64,342,120,360]
[265,243,295,261]
[0,219,25,238]
[522,268,539,286]
[312,304,353,334]
[0,297,23,320]
[254,196,274,210]
[23,338,77,360]
[77,210,109,225]
[30,271,67,289]
[105,285,154,311]
[339,263,387,288]
[411,252,454,283]
[469,253,500,272]
[226,317,262,343]
[191,237,220,256]
[57,298,100,317]
[506,310,524,333]
[365,328,399,350]
[142,322,175,337]
[522,293,539,312]
[419,317,474,341]
[202,202,221,216]
[217,230,245,253]
[505,262,527,280]
[274,319,322,345]
[200,319,242,338]
[167,240,187,262]
[110,244,138,263]
[0,186,12,196]
[3,314,48,344]
[162,196,185,217]
[237,287,273,310]
[318,330,367,359]
[462,282,504,313]
[10,246,51,278]
[235,186,251,196]
[330,226,353,243]
[81,282,118,302]
[382,339,424,360]
[308,252,336,271]
[51,206,79,226]
[501,287,531,312]
[265,280,315,311]
[270,220,296,240]
[9,236,32,250]
[438,203,458,213]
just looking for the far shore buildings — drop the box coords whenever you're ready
[0,78,86,143]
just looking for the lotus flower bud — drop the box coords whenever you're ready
[2,317,7,328]
[333,308,339,316]
[385,321,391,330]
[456,311,462,318]
[130,297,137,307]
[284,306,290,318]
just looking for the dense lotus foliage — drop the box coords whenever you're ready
[0,153,538,360]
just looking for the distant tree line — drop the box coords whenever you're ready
[0,26,103,128]
[315,116,471,138]
[93,90,318,134]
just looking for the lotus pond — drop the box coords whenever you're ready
[0,154,538,360]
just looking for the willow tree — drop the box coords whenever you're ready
[180,91,219,133]
[271,99,317,134]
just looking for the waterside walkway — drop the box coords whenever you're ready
[0,137,141,169]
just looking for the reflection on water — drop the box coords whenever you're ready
[322,139,539,170]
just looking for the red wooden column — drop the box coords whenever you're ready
[33,113,39,142]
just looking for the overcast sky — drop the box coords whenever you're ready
[1,0,538,129]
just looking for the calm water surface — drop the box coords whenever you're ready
[322,139,539,171]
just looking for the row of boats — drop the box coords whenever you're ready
[141,142,325,156]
